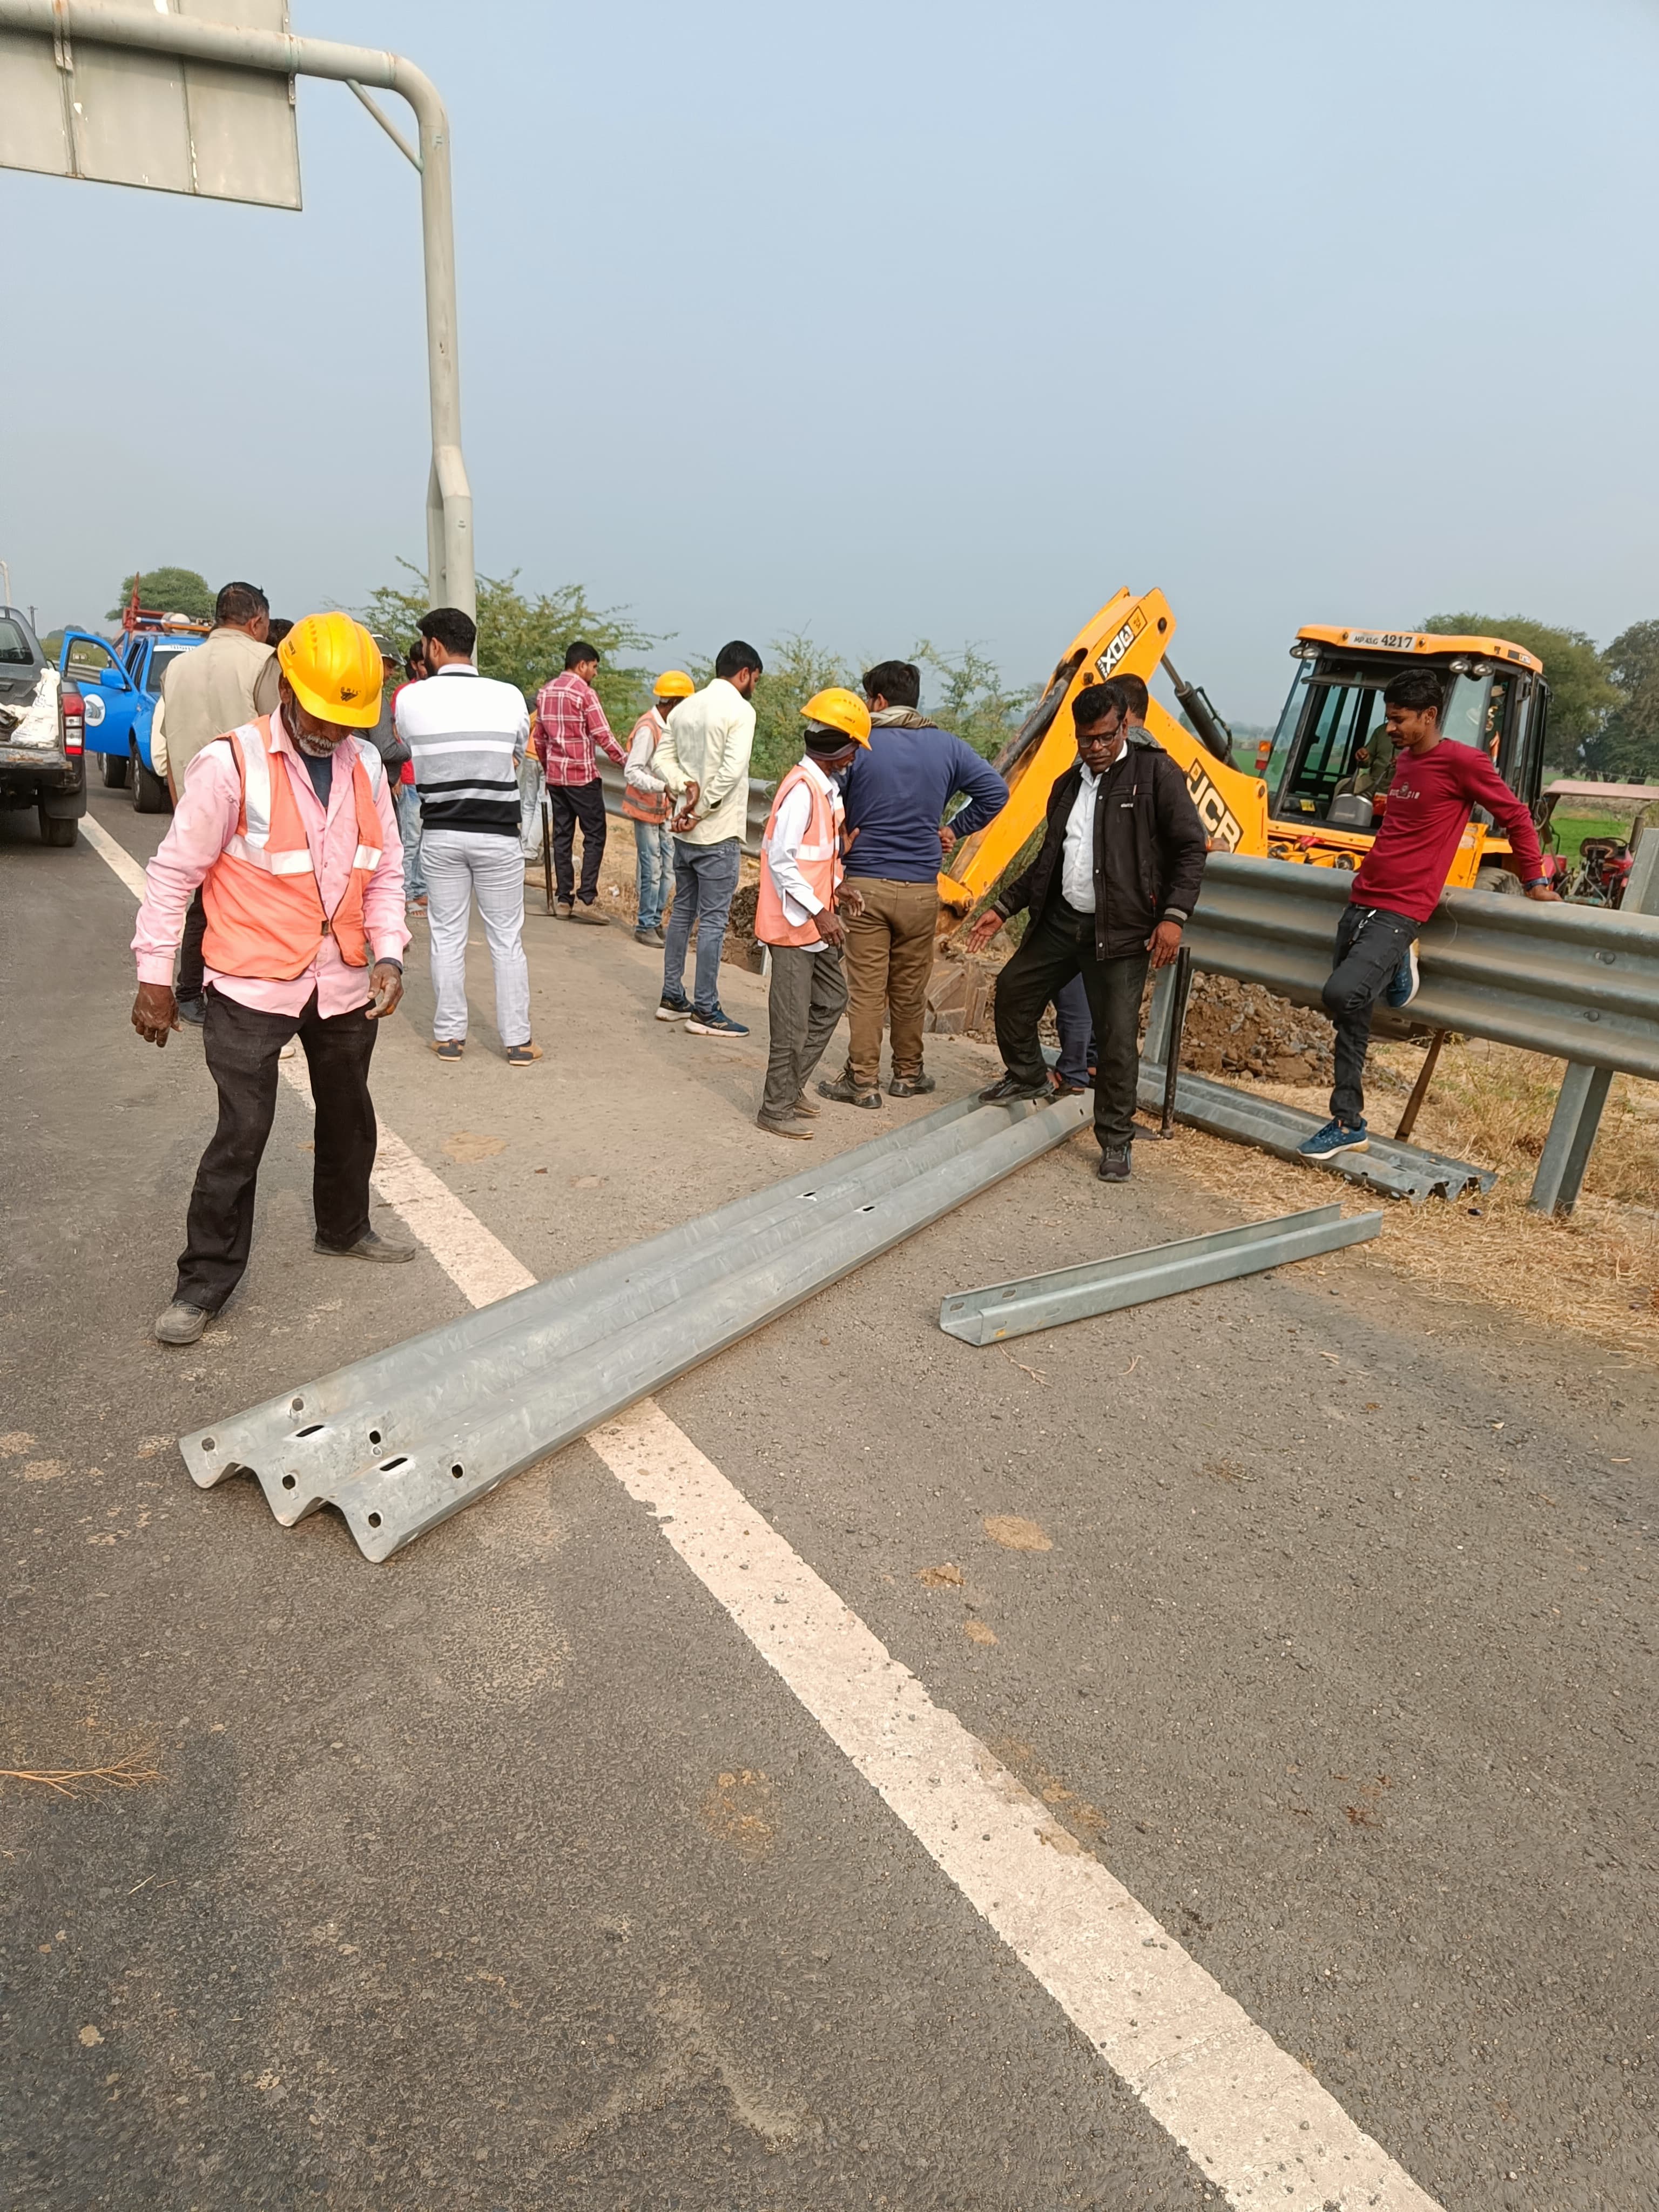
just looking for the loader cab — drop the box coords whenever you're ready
[1266,627,1550,835]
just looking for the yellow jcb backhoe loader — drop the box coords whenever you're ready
[935,590,1552,920]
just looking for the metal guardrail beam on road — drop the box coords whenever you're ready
[940,1203,1382,1344]
[181,1088,1092,1561]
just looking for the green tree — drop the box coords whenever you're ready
[911,642,1035,761]
[1586,620,1659,783]
[731,634,858,781]
[362,563,658,736]
[108,567,214,623]
[1421,612,1619,766]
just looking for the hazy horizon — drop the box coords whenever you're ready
[4,0,1657,726]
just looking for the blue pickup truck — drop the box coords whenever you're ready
[59,610,209,814]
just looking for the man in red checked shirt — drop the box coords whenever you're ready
[531,640,628,923]
[1301,667,1560,1161]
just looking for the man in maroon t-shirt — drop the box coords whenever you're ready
[1301,669,1559,1159]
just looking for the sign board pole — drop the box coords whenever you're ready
[0,0,474,618]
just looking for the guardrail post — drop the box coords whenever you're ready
[1527,1062,1613,1216]
[1143,962,1177,1066]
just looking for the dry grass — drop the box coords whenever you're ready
[0,1744,162,1798]
[1154,1036,1659,1361]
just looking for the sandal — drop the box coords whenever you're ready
[430,1038,464,1062]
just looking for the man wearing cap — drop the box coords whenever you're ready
[622,671,695,945]
[754,690,868,1137]
[131,613,414,1347]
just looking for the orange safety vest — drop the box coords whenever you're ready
[756,759,844,947]
[201,718,386,981]
[621,709,673,825]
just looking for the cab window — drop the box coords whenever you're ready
[1276,671,1385,818]
[0,618,36,666]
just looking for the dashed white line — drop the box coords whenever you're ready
[87,812,1442,2211]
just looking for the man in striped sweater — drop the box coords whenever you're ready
[394,607,541,1066]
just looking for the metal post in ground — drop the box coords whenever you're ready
[1394,1029,1447,1143]
[1528,1062,1614,1216]
[541,795,556,916]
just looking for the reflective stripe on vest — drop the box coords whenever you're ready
[200,718,386,980]
[756,761,844,948]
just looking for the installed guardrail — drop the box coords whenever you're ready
[594,759,775,855]
[1179,856,1659,1211]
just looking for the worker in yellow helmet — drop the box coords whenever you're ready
[622,670,697,945]
[130,612,414,1346]
[753,689,869,1137]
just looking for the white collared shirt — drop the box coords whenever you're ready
[1060,764,1102,911]
[764,754,839,944]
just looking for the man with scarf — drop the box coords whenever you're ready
[817,658,1008,1109]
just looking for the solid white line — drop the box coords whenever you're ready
[80,811,152,901]
[85,813,1441,2210]
[589,1404,1440,2212]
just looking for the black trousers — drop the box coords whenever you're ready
[994,903,1149,1151]
[176,888,207,1002]
[1321,903,1419,1126]
[175,987,379,1313]
[549,778,608,905]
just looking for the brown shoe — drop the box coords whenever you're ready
[757,1112,814,1141]
[571,903,610,927]
[554,898,574,919]
[505,1041,543,1067]
[791,1092,821,1118]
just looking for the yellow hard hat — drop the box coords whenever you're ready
[278,612,385,729]
[801,686,871,747]
[653,669,696,700]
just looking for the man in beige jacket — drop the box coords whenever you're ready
[159,581,280,1022]
[650,640,762,1036]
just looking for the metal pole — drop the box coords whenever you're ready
[1528,1062,1614,1216]
[1393,1028,1446,1143]
[541,794,555,916]
[0,0,475,619]
[1159,946,1194,1136]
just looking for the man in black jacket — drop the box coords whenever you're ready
[965,680,1207,1181]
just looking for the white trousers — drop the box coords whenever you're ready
[421,830,532,1048]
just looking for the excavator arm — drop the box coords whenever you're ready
[935,588,1268,916]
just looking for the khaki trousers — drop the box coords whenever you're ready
[841,875,939,1090]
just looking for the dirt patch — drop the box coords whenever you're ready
[1155,1033,1659,1359]
[1174,973,1335,1086]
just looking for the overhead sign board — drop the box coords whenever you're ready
[0,1,300,210]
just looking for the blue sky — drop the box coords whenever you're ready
[5,0,1658,721]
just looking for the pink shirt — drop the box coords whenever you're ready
[132,709,410,1017]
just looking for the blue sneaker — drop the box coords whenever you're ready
[686,1006,749,1038]
[655,992,693,1022]
[1299,1117,1369,1159]
[1384,942,1420,1011]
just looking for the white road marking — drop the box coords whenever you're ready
[86,814,1441,2211]
[80,811,151,901]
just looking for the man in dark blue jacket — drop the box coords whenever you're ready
[818,660,1008,1107]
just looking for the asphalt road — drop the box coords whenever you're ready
[2,790,1654,2210]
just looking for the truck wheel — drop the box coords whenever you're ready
[101,752,131,790]
[1475,866,1521,895]
[130,745,170,815]
[38,808,78,848]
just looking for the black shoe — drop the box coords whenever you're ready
[1048,1072,1086,1099]
[175,995,206,1027]
[818,1073,883,1109]
[1096,1147,1131,1182]
[980,1073,1050,1105]
[888,1073,936,1098]
[314,1229,416,1264]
